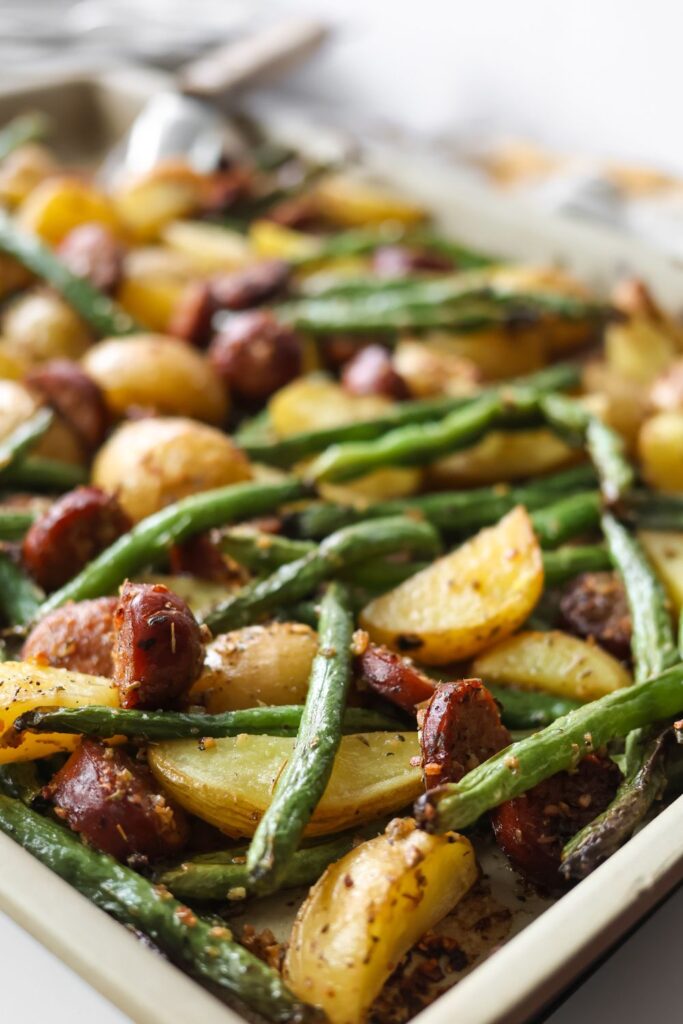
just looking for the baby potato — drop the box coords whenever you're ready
[638,530,683,614]
[17,175,121,245]
[0,142,57,207]
[313,173,426,227]
[0,379,84,465]
[638,411,683,492]
[114,161,205,241]
[360,506,543,665]
[149,732,422,837]
[189,621,318,711]
[421,329,546,381]
[82,334,227,424]
[583,359,649,450]
[472,630,631,702]
[116,246,197,332]
[393,338,480,398]
[426,428,578,487]
[2,288,91,365]
[284,818,477,1024]
[0,341,27,380]
[161,220,252,273]
[269,375,391,437]
[92,416,251,522]
[249,219,321,262]
[319,466,423,506]
[0,662,118,763]
[606,317,677,384]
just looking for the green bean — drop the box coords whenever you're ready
[488,685,582,730]
[0,112,49,161]
[0,509,36,541]
[415,662,683,833]
[530,491,601,548]
[541,545,611,586]
[0,456,88,491]
[38,479,307,618]
[0,408,53,476]
[0,789,319,1023]
[0,551,43,626]
[601,512,677,683]
[560,727,669,881]
[241,363,581,466]
[308,389,539,484]
[14,704,402,741]
[0,212,138,337]
[203,516,440,634]
[246,582,354,895]
[538,392,634,503]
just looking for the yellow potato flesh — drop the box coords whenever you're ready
[284,819,477,1024]
[17,176,121,245]
[426,428,579,487]
[313,173,426,227]
[148,732,421,837]
[606,317,677,384]
[360,506,544,665]
[0,662,119,763]
[269,376,391,437]
[161,220,252,272]
[116,247,197,333]
[188,621,318,712]
[249,220,321,262]
[422,329,545,381]
[638,411,683,493]
[472,630,631,702]
[638,530,683,614]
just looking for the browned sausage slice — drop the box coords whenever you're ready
[25,359,110,454]
[491,754,622,890]
[22,596,117,677]
[341,344,409,399]
[419,679,511,788]
[354,643,435,714]
[22,487,131,592]
[208,309,302,403]
[210,260,291,312]
[58,223,125,294]
[112,581,204,709]
[45,739,188,863]
[559,571,632,660]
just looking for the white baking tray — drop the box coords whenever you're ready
[0,67,681,1024]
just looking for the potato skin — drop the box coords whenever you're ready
[189,620,318,712]
[92,416,251,522]
[22,597,117,677]
[284,818,477,1024]
[2,288,91,365]
[46,739,188,863]
[0,379,85,466]
[638,411,683,492]
[82,334,228,424]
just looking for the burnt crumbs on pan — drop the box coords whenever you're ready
[0,107,681,1024]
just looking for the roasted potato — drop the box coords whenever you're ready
[116,247,198,333]
[360,506,544,665]
[17,176,121,245]
[0,142,57,207]
[148,732,422,837]
[605,316,677,383]
[638,411,683,492]
[161,219,252,272]
[393,338,480,398]
[0,379,85,465]
[2,288,91,365]
[189,621,318,711]
[0,662,118,763]
[249,219,322,262]
[92,416,251,522]
[82,334,227,424]
[313,173,426,227]
[426,428,579,488]
[113,161,205,241]
[269,375,391,436]
[284,818,477,1024]
[472,630,632,702]
[638,530,683,614]
[419,329,546,381]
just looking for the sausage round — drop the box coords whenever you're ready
[22,597,117,677]
[112,581,204,709]
[559,571,632,660]
[57,223,125,294]
[341,344,409,400]
[22,487,131,592]
[354,643,435,714]
[372,245,454,277]
[208,309,302,403]
[25,359,110,454]
[419,679,511,788]
[210,260,291,312]
[491,754,622,889]
[45,739,188,862]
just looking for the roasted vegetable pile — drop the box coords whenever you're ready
[0,110,682,1024]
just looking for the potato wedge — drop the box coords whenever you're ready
[419,329,546,381]
[638,411,683,492]
[249,219,321,263]
[472,630,631,702]
[161,220,252,272]
[148,732,421,837]
[426,428,579,487]
[188,621,318,712]
[606,317,677,384]
[17,176,121,245]
[360,507,543,665]
[113,162,204,241]
[284,818,477,1024]
[0,662,118,763]
[313,173,426,227]
[269,375,391,437]
[638,530,683,614]
[116,247,197,333]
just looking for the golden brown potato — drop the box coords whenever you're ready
[420,329,546,381]
[582,360,649,450]
[313,173,426,227]
[472,630,632,702]
[92,416,251,522]
[0,341,27,380]
[82,334,227,424]
[360,506,543,665]
[269,375,391,437]
[638,411,683,492]
[605,317,677,383]
[2,289,91,365]
[189,621,318,711]
[393,338,480,398]
[426,428,579,487]
[17,176,121,245]
[284,819,477,1024]
[149,732,422,837]
[116,247,198,333]
[0,379,84,465]
[113,161,205,241]
[0,143,57,207]
[638,530,683,614]
[249,219,322,262]
[161,220,252,273]
[0,662,118,763]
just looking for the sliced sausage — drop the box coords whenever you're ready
[354,643,435,714]
[25,359,110,454]
[200,166,252,214]
[45,739,188,863]
[341,344,409,400]
[265,193,322,230]
[57,223,125,294]
[22,597,117,677]
[372,245,454,278]
[208,309,303,403]
[112,581,204,709]
[559,571,632,660]
[22,487,131,592]
[168,281,215,347]
[211,260,291,312]
[419,679,511,788]
[491,754,622,890]
[169,532,235,583]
